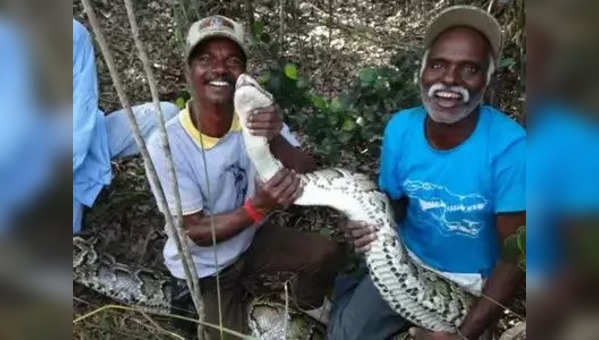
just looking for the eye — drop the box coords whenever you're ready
[463,64,480,75]
[226,57,244,68]
[196,54,212,66]
[428,61,444,70]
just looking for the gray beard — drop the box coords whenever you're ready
[420,83,485,124]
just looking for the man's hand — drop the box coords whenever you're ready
[250,168,303,213]
[409,328,463,340]
[246,104,283,141]
[339,220,377,253]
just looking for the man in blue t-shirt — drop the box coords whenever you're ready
[327,6,525,340]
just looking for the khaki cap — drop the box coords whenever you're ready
[185,15,247,61]
[424,5,502,58]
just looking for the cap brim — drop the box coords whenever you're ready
[424,6,502,58]
[186,31,248,61]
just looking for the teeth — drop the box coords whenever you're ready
[209,81,229,86]
[435,91,461,99]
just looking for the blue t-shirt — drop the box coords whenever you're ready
[527,102,599,288]
[379,105,526,277]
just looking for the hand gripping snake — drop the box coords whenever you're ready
[234,73,474,333]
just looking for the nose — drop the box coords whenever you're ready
[211,58,227,76]
[442,64,458,86]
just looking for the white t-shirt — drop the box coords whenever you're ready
[147,102,299,278]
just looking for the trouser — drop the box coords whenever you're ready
[72,102,179,234]
[171,222,346,339]
[327,263,411,340]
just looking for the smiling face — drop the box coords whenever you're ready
[420,27,491,124]
[188,37,246,105]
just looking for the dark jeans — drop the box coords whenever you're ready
[171,222,344,339]
[327,263,411,340]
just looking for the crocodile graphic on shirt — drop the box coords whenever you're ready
[404,180,489,238]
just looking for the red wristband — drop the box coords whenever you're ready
[244,200,264,224]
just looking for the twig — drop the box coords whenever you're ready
[283,281,289,340]
[122,0,205,337]
[139,311,186,340]
[132,317,163,340]
[279,0,285,58]
[480,292,525,320]
[487,0,496,13]
[73,296,91,306]
[72,304,256,339]
[196,92,225,340]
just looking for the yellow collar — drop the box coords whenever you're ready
[179,101,241,150]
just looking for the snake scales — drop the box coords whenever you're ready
[73,234,325,339]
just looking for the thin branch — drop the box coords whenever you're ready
[487,0,496,13]
[122,0,205,337]
[139,311,186,340]
[195,86,225,340]
[279,0,285,57]
[283,281,289,340]
[73,304,256,339]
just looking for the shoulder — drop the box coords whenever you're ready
[482,105,526,141]
[384,106,426,136]
[480,106,526,160]
[147,113,185,154]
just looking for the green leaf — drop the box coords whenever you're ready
[251,21,265,40]
[516,226,526,254]
[297,77,308,89]
[330,96,343,113]
[497,57,515,69]
[328,114,339,126]
[284,63,298,80]
[358,67,377,86]
[175,97,186,109]
[342,117,356,131]
[257,73,270,86]
[339,131,353,143]
[311,95,328,110]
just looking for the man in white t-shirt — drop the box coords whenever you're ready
[147,15,343,338]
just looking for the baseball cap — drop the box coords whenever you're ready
[185,15,248,62]
[424,6,502,58]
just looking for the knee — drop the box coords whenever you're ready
[309,238,344,269]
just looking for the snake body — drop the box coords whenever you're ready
[234,74,474,332]
[74,235,325,339]
[73,73,477,336]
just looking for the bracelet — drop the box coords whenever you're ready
[243,200,264,224]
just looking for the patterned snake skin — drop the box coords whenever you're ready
[234,74,474,332]
[73,235,325,339]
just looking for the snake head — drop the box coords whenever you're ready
[234,74,275,122]
[235,73,274,101]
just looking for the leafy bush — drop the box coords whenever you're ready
[259,51,421,165]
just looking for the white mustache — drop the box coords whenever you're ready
[427,83,470,103]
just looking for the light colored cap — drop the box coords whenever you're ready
[185,15,247,61]
[424,5,502,58]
